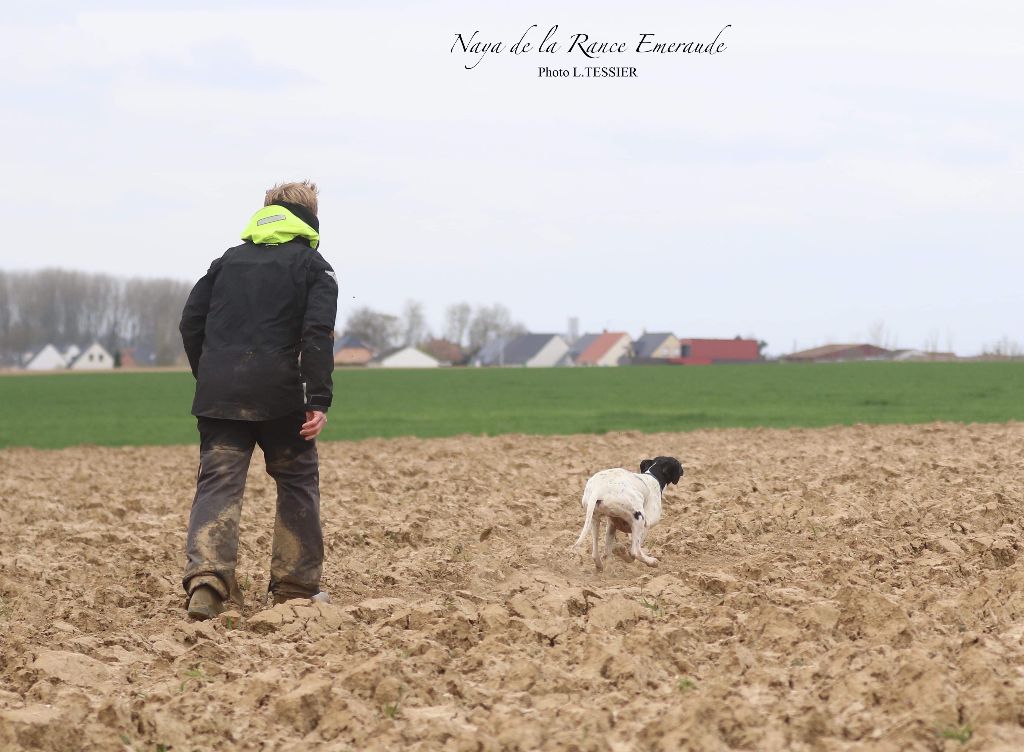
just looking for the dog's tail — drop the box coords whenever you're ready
[572,485,599,549]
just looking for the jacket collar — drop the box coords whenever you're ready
[275,201,319,232]
[241,205,320,249]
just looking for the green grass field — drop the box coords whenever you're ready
[0,362,1022,449]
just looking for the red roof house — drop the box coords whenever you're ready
[334,332,374,366]
[574,332,632,366]
[671,337,762,365]
[420,338,466,365]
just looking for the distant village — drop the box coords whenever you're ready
[331,333,967,369]
[15,333,986,372]
[5,270,1018,372]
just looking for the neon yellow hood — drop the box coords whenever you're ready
[241,205,319,249]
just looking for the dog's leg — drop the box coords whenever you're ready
[630,518,658,567]
[609,524,631,562]
[637,544,659,567]
[604,520,617,560]
[591,515,604,571]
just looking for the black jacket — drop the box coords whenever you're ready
[180,238,338,421]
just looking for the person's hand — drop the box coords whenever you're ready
[300,410,327,441]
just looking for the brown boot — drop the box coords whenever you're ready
[187,585,225,620]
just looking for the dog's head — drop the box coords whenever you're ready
[640,456,684,490]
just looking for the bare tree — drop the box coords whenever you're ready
[467,303,525,352]
[443,302,472,346]
[142,278,193,364]
[0,271,10,351]
[867,320,897,350]
[867,320,886,347]
[345,306,401,352]
[984,336,1023,358]
[401,299,429,346]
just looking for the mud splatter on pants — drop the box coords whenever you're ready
[182,413,324,604]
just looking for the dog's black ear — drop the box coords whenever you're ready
[639,458,655,474]
[668,459,684,485]
[653,456,683,485]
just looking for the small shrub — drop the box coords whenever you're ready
[179,664,209,693]
[638,595,664,617]
[937,724,972,744]
[380,692,403,721]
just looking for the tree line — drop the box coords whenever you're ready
[343,301,526,354]
[0,269,192,365]
[0,269,528,366]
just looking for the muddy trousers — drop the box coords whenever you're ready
[182,413,324,604]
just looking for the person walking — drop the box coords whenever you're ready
[178,180,338,619]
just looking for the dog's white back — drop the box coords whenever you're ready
[573,468,663,569]
[581,468,661,526]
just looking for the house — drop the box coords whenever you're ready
[23,344,67,370]
[334,333,374,366]
[891,349,958,362]
[420,338,465,366]
[566,333,599,363]
[119,344,157,369]
[368,346,440,368]
[62,345,81,364]
[632,332,680,361]
[68,342,115,370]
[783,344,893,363]
[671,337,762,365]
[22,341,115,371]
[501,334,570,368]
[470,337,509,367]
[574,332,632,366]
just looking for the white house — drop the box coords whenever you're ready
[23,344,67,371]
[501,334,570,368]
[68,342,115,371]
[62,344,81,364]
[369,346,440,368]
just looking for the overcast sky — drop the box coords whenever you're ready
[2,0,1021,355]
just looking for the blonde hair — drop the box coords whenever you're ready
[264,180,319,216]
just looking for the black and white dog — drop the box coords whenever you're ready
[573,456,684,570]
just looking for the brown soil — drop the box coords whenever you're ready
[2,422,1024,751]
